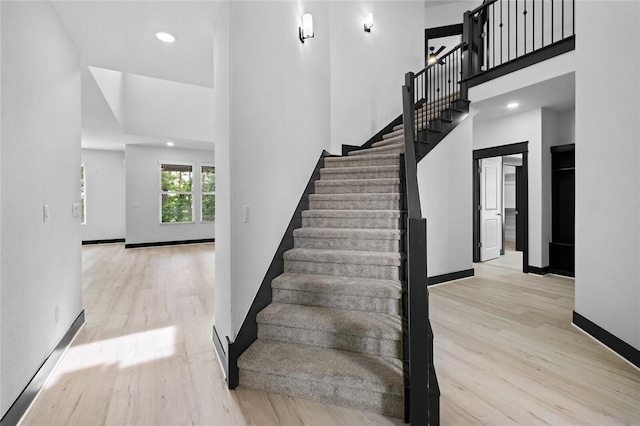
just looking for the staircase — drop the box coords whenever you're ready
[238,146,406,417]
[237,93,469,419]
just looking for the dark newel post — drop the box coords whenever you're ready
[462,11,475,80]
[402,73,433,425]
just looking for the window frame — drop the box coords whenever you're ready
[200,163,215,223]
[159,161,195,225]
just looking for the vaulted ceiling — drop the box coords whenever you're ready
[52,1,221,151]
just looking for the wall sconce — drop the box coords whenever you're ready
[364,13,373,32]
[299,13,314,43]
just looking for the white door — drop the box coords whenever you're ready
[480,157,503,261]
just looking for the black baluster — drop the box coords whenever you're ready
[492,3,495,69]
[541,0,544,47]
[500,0,504,65]
[562,0,565,39]
[524,0,527,54]
[508,0,510,61]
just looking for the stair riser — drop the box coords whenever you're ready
[320,171,399,180]
[294,236,400,252]
[285,260,401,280]
[309,199,401,210]
[272,288,401,315]
[257,324,402,358]
[302,217,401,229]
[314,184,400,194]
[239,370,404,418]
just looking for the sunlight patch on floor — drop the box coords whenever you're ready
[45,326,176,387]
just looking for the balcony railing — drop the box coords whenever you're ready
[464,0,575,81]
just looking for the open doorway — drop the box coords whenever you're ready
[473,142,529,273]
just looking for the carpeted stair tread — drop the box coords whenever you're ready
[301,209,402,229]
[315,178,400,187]
[324,154,400,168]
[319,165,400,180]
[309,193,401,211]
[284,248,401,266]
[272,272,401,299]
[302,209,401,219]
[348,142,404,156]
[293,227,400,240]
[309,193,401,201]
[238,340,404,396]
[257,303,402,341]
[382,129,404,140]
[272,273,401,315]
[372,135,404,148]
[314,179,401,195]
[294,227,402,251]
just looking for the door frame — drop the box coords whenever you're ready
[473,142,529,273]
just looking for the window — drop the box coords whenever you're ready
[160,163,193,223]
[80,163,86,225]
[201,165,215,222]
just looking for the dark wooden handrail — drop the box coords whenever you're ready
[468,0,498,17]
[415,41,467,79]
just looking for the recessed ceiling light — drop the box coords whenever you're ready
[156,32,176,43]
[507,102,520,109]
[166,141,175,147]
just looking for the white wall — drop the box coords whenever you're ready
[212,1,232,358]
[226,1,332,345]
[81,149,125,241]
[329,1,424,153]
[123,73,215,143]
[1,2,82,415]
[474,108,550,267]
[425,1,475,28]
[557,109,575,146]
[125,145,214,245]
[574,1,640,350]
[418,114,474,277]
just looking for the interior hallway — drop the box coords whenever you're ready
[18,243,640,425]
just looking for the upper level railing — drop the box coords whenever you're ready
[410,42,467,145]
[464,0,575,77]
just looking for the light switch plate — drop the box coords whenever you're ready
[244,205,250,223]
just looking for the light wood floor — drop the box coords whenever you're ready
[19,243,402,426]
[19,244,640,425]
[431,262,640,425]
